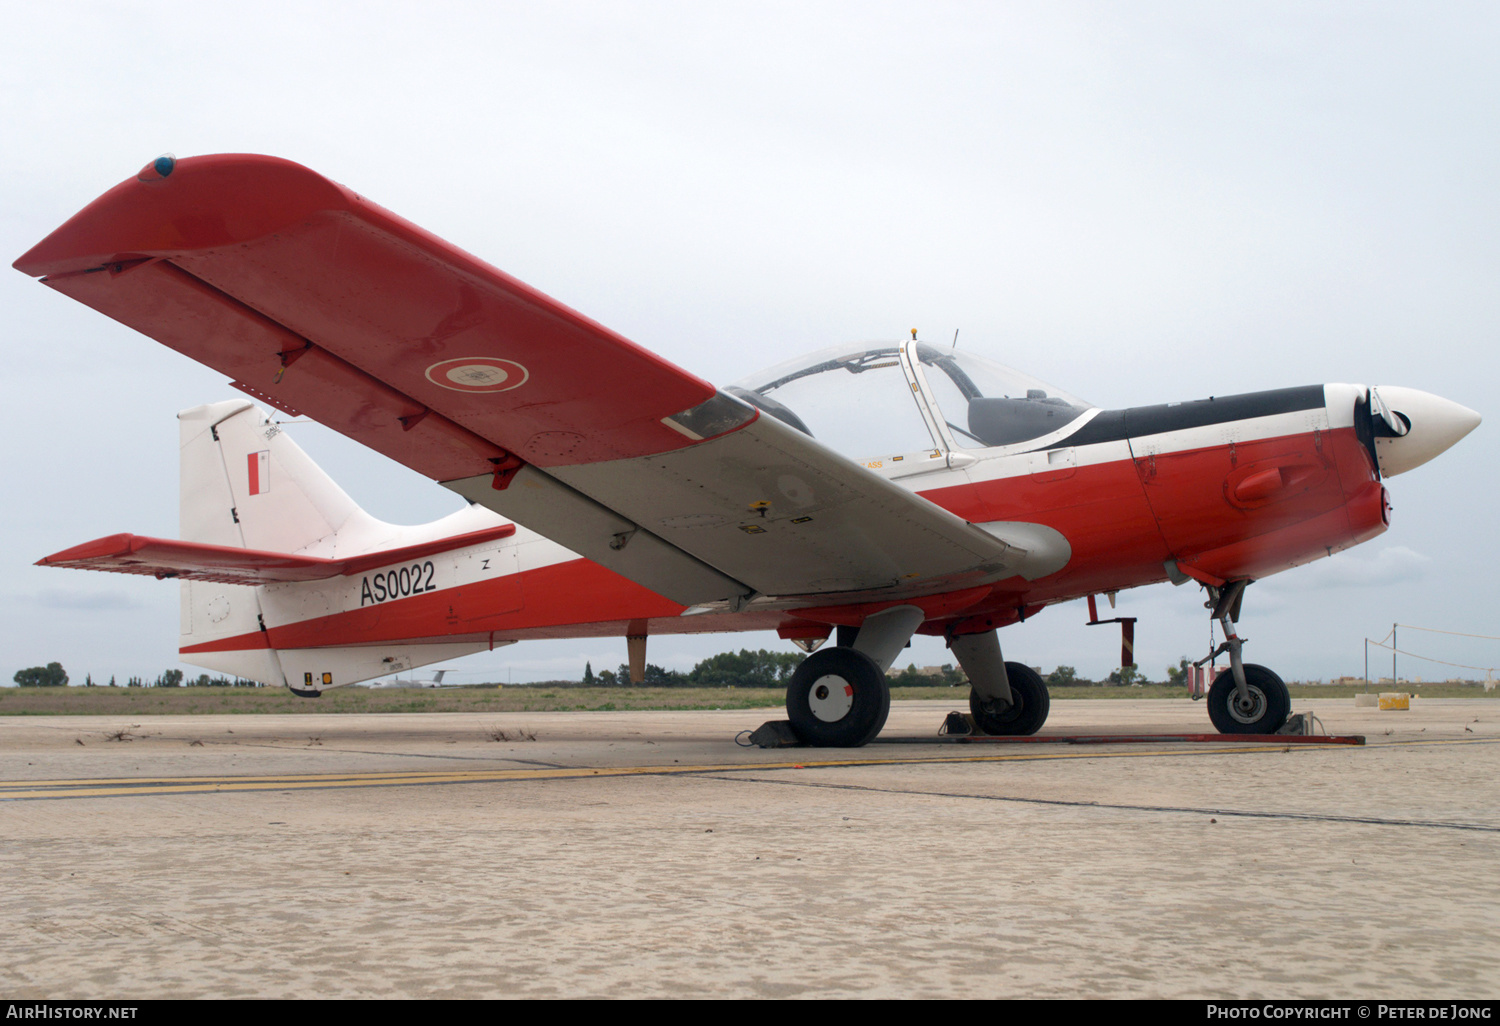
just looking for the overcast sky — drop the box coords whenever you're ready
[3,1,1497,688]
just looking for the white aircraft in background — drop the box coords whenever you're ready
[369,670,454,689]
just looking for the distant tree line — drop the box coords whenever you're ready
[10,653,1195,692]
[575,652,1187,689]
[13,663,68,687]
[10,663,257,688]
[585,649,806,688]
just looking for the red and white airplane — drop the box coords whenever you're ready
[16,155,1480,745]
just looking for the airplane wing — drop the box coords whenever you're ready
[38,525,516,585]
[16,155,1030,607]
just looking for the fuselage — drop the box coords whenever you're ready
[181,379,1417,680]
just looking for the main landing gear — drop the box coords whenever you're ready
[784,605,924,747]
[969,663,1050,736]
[951,629,1051,736]
[782,609,1053,746]
[1196,580,1290,735]
[785,647,891,748]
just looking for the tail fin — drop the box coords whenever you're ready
[177,401,300,685]
[178,399,380,553]
[176,401,501,690]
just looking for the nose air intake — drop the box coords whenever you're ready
[1363,386,1481,477]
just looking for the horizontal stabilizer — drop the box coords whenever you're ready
[37,525,515,585]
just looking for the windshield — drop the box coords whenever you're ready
[732,342,1094,458]
[913,344,1092,448]
[730,343,940,461]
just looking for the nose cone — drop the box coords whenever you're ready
[1371,385,1481,477]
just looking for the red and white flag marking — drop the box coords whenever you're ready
[247,451,270,495]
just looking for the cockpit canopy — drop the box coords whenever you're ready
[731,341,1092,464]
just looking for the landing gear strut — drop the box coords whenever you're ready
[969,662,1050,735]
[1195,580,1290,734]
[951,628,1051,736]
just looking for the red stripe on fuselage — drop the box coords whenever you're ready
[182,556,686,654]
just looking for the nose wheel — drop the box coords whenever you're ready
[1206,664,1290,734]
[1196,581,1290,735]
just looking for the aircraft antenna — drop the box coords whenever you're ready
[952,329,960,348]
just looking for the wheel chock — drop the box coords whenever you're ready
[1276,712,1315,735]
[941,711,975,736]
[747,720,803,748]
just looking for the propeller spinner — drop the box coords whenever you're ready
[1367,385,1480,477]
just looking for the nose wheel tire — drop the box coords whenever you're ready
[969,662,1050,736]
[786,647,890,747]
[1206,664,1290,734]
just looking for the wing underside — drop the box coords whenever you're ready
[18,154,1029,608]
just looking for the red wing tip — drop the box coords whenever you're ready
[15,155,352,278]
[37,533,141,566]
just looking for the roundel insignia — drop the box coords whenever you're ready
[424,357,530,393]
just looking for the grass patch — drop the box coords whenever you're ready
[0,685,789,716]
[0,681,1491,716]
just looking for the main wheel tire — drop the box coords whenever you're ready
[786,647,890,747]
[1207,664,1290,734]
[969,662,1050,736]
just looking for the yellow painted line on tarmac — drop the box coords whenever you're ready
[0,744,1301,800]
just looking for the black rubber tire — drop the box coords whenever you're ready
[1206,664,1290,734]
[969,662,1050,736]
[786,647,890,747]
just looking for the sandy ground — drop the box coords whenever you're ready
[1,697,1496,1000]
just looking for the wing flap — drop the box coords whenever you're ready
[445,467,751,606]
[483,413,1030,602]
[37,526,515,585]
